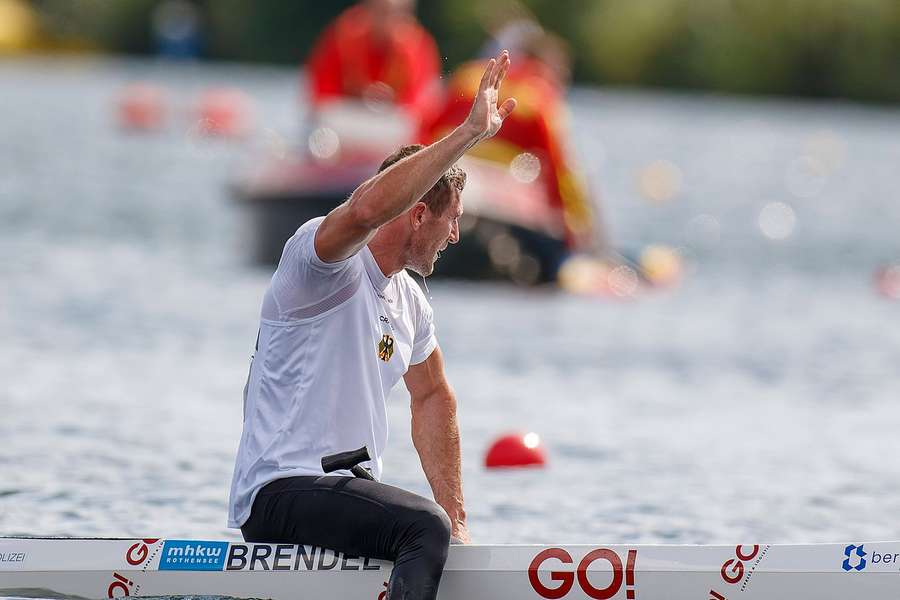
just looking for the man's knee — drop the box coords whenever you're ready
[414,504,452,556]
[388,504,451,598]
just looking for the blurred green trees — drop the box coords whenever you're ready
[31,0,900,102]
[576,0,900,102]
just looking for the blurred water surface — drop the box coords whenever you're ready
[1,58,899,552]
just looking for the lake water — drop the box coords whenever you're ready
[1,57,899,558]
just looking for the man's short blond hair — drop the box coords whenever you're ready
[378,144,466,217]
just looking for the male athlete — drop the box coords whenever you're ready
[228,52,516,599]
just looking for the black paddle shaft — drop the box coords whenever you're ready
[321,446,375,481]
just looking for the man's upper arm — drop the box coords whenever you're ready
[314,198,378,264]
[404,345,448,401]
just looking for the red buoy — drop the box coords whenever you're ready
[117,83,167,132]
[193,88,253,138]
[875,265,900,300]
[484,432,546,469]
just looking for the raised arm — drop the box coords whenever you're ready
[314,51,517,263]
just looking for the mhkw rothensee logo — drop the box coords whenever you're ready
[159,540,228,571]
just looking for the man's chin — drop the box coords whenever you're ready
[408,258,436,277]
[410,264,435,277]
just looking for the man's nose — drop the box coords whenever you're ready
[449,219,460,244]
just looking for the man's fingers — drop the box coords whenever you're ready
[498,97,517,121]
[479,58,496,92]
[491,51,508,88]
[495,56,510,90]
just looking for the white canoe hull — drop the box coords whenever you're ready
[2,537,899,599]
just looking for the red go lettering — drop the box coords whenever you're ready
[529,548,637,599]
[529,548,575,599]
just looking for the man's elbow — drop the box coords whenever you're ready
[346,186,386,231]
[344,188,378,229]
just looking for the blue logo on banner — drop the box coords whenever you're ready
[842,544,867,572]
[159,540,228,571]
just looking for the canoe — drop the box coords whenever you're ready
[2,537,898,599]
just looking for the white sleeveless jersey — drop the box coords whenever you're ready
[227,217,437,528]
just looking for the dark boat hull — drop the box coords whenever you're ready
[232,155,571,284]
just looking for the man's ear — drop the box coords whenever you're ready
[410,202,427,231]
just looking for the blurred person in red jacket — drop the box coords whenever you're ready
[306,0,442,127]
[422,33,596,250]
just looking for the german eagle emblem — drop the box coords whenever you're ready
[377,334,395,362]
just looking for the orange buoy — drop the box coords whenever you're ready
[484,432,546,469]
[117,83,167,132]
[193,88,253,138]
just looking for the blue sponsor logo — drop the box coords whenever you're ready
[159,540,228,571]
[842,544,867,572]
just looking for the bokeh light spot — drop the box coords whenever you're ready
[557,256,611,295]
[510,152,541,183]
[487,232,521,269]
[308,127,340,160]
[640,245,682,287]
[638,159,682,203]
[759,202,796,240]
[511,254,541,286]
[608,265,639,297]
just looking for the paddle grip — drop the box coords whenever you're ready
[321,446,374,480]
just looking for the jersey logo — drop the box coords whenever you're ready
[377,334,395,362]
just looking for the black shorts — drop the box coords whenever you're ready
[241,475,451,600]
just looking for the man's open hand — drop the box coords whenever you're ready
[464,50,517,142]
